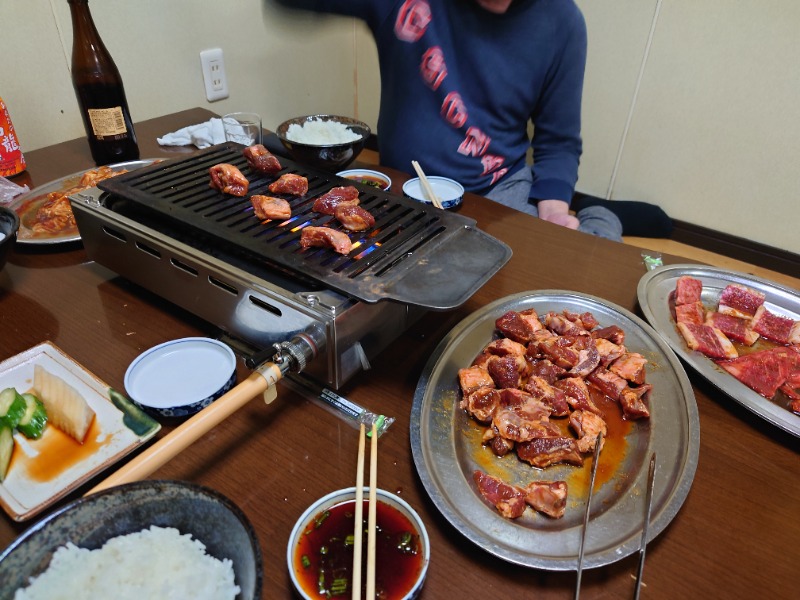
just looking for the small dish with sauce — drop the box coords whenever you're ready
[336,168,392,192]
[287,487,430,600]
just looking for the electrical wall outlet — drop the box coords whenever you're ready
[200,48,229,102]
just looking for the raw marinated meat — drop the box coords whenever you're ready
[516,437,584,468]
[299,226,352,254]
[458,365,494,395]
[243,144,282,174]
[677,322,738,360]
[334,204,375,231]
[704,311,759,346]
[619,384,652,419]
[674,276,703,305]
[569,410,607,453]
[209,163,249,196]
[473,471,527,519]
[609,352,648,384]
[523,375,570,417]
[718,283,765,319]
[496,310,537,344]
[460,307,652,521]
[750,306,799,344]
[523,481,568,519]
[460,387,500,423]
[268,173,308,196]
[250,195,291,221]
[312,185,360,214]
[718,347,794,399]
[675,301,705,326]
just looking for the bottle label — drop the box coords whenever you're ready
[87,106,127,137]
[0,97,26,177]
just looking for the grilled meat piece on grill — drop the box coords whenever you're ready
[243,144,282,174]
[299,226,352,255]
[209,163,249,196]
[268,173,308,196]
[313,185,360,215]
[250,195,291,221]
[334,204,375,231]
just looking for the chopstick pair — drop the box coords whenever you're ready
[353,422,378,600]
[411,160,444,209]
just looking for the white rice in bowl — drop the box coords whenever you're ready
[14,525,240,600]
[285,117,362,145]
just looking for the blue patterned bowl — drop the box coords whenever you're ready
[124,337,237,418]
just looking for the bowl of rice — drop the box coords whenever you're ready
[276,114,371,171]
[0,480,262,600]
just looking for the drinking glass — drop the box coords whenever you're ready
[222,112,262,146]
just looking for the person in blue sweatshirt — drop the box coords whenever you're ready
[278,0,624,241]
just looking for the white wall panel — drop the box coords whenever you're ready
[610,0,799,252]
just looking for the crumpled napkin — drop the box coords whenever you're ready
[0,175,29,205]
[157,118,225,149]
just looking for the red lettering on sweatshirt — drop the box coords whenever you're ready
[420,47,447,90]
[441,92,467,128]
[395,0,431,42]
[457,126,491,157]
[481,154,506,176]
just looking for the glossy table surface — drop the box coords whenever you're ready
[1,108,798,599]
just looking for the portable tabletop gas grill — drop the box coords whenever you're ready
[69,143,511,388]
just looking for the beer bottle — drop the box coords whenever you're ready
[67,0,139,165]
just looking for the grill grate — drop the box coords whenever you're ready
[98,143,511,310]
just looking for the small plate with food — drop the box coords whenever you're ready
[410,290,698,570]
[0,342,160,521]
[638,264,800,437]
[9,160,158,245]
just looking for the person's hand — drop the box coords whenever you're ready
[536,199,579,229]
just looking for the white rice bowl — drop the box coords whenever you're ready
[14,526,240,600]
[285,117,362,146]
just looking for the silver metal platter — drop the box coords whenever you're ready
[638,264,800,437]
[9,159,157,245]
[410,290,699,571]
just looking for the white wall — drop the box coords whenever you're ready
[2,0,797,254]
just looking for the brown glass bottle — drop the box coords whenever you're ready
[68,0,139,165]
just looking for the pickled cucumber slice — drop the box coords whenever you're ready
[17,393,48,439]
[0,388,26,429]
[0,423,13,482]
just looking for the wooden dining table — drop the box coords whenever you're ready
[1,107,797,599]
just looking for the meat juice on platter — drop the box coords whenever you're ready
[458,307,652,521]
[292,499,423,599]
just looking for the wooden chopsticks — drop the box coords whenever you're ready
[411,160,444,209]
[353,422,379,600]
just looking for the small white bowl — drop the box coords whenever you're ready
[124,337,237,418]
[336,168,392,192]
[287,487,430,600]
[402,176,464,209]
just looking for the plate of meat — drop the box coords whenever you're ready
[410,291,698,570]
[638,264,800,437]
[9,160,157,245]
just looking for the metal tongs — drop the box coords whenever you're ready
[574,431,602,600]
[633,452,657,599]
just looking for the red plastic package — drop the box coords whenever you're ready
[0,96,26,177]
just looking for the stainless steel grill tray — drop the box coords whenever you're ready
[98,143,511,310]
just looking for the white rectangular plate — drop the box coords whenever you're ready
[0,342,160,521]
